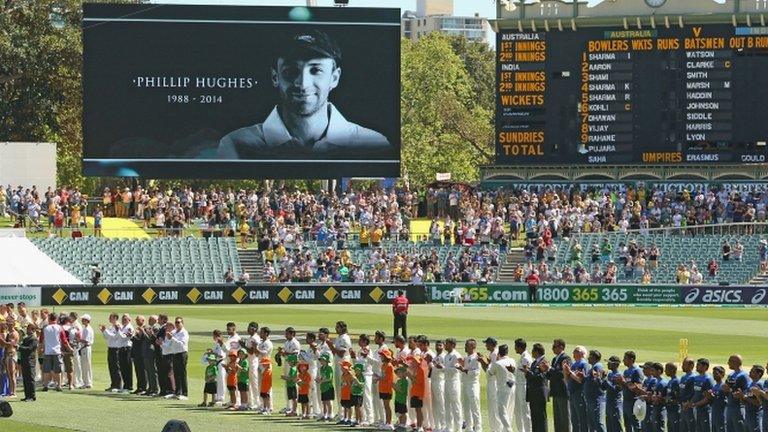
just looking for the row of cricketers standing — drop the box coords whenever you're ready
[210,321,533,432]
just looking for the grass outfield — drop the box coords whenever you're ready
[4,304,768,432]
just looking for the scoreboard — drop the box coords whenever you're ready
[496,24,768,165]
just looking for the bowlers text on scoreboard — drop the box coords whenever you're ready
[495,24,768,165]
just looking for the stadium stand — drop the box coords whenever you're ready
[554,232,762,284]
[29,237,242,285]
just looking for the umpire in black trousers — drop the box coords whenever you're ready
[155,314,173,396]
[142,316,159,395]
[130,316,148,394]
[526,343,551,432]
[19,323,39,401]
[547,338,572,432]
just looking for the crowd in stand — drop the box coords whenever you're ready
[3,183,768,285]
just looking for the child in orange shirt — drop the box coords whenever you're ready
[259,354,273,414]
[377,349,395,429]
[297,360,312,419]
[224,350,239,409]
[407,355,427,430]
[338,360,353,425]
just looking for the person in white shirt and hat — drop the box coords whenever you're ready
[78,314,94,389]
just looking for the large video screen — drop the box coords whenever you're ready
[496,24,768,165]
[82,4,401,178]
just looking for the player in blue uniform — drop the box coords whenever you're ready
[651,363,667,432]
[689,358,715,432]
[756,364,768,432]
[680,358,696,432]
[584,350,606,432]
[567,346,590,432]
[615,351,643,432]
[641,362,659,432]
[711,366,727,432]
[603,356,624,432]
[722,355,750,432]
[742,365,764,432]
[665,363,681,432]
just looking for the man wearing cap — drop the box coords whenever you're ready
[218,29,392,159]
[515,338,534,432]
[78,314,94,389]
[479,337,501,432]
[603,356,623,432]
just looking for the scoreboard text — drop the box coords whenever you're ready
[496,24,768,165]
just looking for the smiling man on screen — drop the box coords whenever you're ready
[218,30,391,159]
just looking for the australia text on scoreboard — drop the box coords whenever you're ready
[495,24,768,166]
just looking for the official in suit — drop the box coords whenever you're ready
[130,315,148,394]
[547,339,572,432]
[140,316,159,395]
[526,343,550,432]
[19,323,39,402]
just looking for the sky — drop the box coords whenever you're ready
[153,0,496,18]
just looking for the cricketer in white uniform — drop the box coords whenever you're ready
[431,341,447,432]
[245,322,261,409]
[444,338,464,432]
[330,321,352,414]
[514,338,534,432]
[461,339,482,432]
[354,334,375,425]
[480,337,500,432]
[488,344,517,432]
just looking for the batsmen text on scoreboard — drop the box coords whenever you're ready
[496,24,768,165]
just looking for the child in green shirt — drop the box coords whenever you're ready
[281,354,299,416]
[350,363,365,427]
[393,366,409,431]
[236,349,250,411]
[317,353,335,421]
[200,353,220,408]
